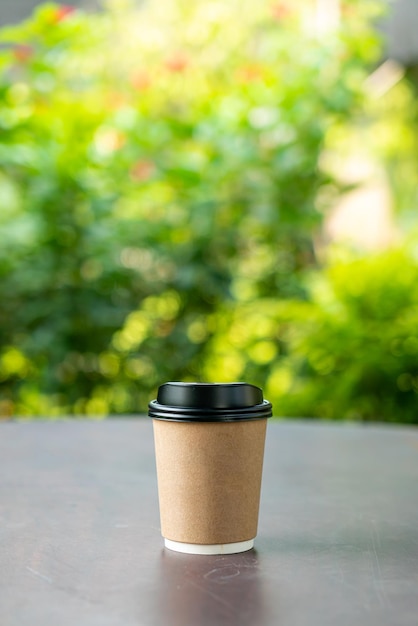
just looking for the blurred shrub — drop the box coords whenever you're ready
[254,245,418,423]
[0,0,381,416]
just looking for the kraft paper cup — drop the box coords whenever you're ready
[148,382,272,555]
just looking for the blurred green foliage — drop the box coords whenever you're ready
[267,244,418,423]
[2,0,409,421]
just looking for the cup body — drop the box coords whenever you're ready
[149,382,272,555]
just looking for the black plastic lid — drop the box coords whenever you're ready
[148,382,272,422]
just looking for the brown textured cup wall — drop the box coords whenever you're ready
[152,418,267,545]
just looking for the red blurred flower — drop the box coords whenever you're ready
[13,45,33,63]
[106,93,127,110]
[271,1,293,21]
[165,53,189,73]
[236,64,264,84]
[131,70,152,91]
[340,3,355,18]
[54,5,76,23]
[130,160,155,182]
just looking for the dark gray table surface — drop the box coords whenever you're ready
[1,418,418,626]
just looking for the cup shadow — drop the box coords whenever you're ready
[155,548,269,626]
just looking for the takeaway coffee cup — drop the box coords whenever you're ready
[148,382,272,555]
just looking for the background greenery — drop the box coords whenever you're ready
[0,0,417,421]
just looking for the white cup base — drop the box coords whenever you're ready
[164,538,254,555]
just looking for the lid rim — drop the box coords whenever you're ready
[148,399,272,414]
[150,414,270,422]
